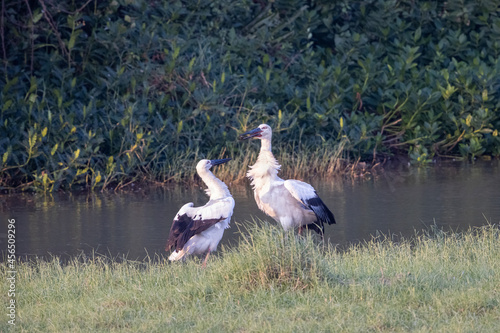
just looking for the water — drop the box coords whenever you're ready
[1,160,499,261]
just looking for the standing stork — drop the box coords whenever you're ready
[239,124,336,235]
[166,158,234,267]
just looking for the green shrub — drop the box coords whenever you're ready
[1,0,499,191]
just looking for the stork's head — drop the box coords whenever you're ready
[239,124,272,141]
[196,158,231,173]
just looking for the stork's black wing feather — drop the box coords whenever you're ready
[166,213,191,251]
[166,214,225,251]
[177,216,225,251]
[304,195,336,235]
[306,195,336,225]
[283,180,336,235]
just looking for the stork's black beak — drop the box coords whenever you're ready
[210,158,232,166]
[239,127,262,140]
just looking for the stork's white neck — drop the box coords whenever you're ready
[198,169,230,200]
[247,139,282,188]
[259,137,272,153]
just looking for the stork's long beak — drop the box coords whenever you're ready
[210,158,232,166]
[239,127,262,140]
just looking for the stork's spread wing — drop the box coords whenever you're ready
[166,197,235,252]
[166,202,195,251]
[284,180,336,232]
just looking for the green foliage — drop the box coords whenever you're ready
[1,0,500,191]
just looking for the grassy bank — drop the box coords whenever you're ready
[3,222,499,332]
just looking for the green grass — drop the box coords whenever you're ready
[106,138,349,190]
[3,222,500,332]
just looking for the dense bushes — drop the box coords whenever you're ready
[1,0,499,191]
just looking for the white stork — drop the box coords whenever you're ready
[239,124,336,235]
[166,158,234,267]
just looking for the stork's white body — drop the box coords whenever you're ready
[166,159,234,264]
[167,199,233,261]
[242,124,336,234]
[247,151,317,231]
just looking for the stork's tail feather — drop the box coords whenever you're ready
[304,222,324,235]
[168,249,187,262]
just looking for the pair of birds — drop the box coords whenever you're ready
[165,124,336,266]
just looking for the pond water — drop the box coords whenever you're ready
[1,160,499,261]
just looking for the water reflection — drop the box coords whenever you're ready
[317,160,500,245]
[1,160,499,261]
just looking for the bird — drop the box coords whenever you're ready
[166,158,234,267]
[239,124,336,235]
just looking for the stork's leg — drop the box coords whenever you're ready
[298,226,303,235]
[202,250,211,268]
